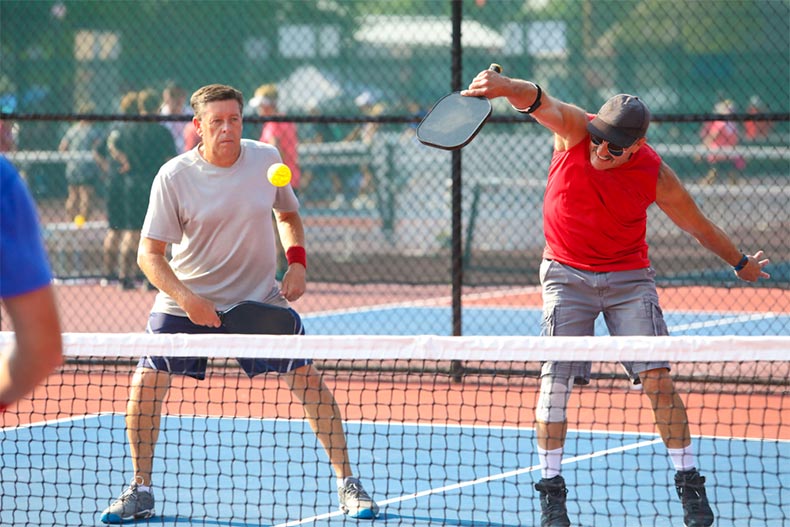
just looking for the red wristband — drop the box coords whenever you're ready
[0,403,7,413]
[286,246,307,269]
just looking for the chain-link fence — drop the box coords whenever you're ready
[1,0,788,334]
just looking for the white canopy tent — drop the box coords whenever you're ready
[354,15,505,49]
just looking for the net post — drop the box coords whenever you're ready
[450,0,465,383]
[449,359,465,383]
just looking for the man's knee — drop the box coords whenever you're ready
[284,363,323,393]
[639,368,679,403]
[130,368,171,405]
[536,374,574,423]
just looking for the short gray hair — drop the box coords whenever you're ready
[190,84,243,119]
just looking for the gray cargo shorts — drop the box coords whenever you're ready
[539,259,670,385]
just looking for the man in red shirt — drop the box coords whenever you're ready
[249,83,301,190]
[463,71,770,527]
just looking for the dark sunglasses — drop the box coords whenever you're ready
[590,134,626,157]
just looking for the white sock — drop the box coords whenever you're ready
[137,484,151,493]
[667,444,696,472]
[538,446,563,479]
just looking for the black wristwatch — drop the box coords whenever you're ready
[516,83,543,114]
[733,254,749,272]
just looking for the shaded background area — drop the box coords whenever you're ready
[0,0,788,333]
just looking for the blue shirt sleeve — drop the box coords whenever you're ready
[0,155,53,297]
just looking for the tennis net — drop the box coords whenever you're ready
[1,332,788,527]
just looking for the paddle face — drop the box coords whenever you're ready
[416,92,493,150]
[218,301,299,335]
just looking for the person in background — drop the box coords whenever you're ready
[0,76,18,152]
[463,69,770,527]
[99,84,378,523]
[699,99,745,184]
[249,83,301,190]
[182,119,201,152]
[58,101,104,224]
[744,95,773,143]
[0,119,16,152]
[108,89,176,290]
[249,83,301,277]
[98,91,139,286]
[159,82,191,154]
[0,156,63,413]
[341,92,383,210]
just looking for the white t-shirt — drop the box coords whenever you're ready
[142,139,299,316]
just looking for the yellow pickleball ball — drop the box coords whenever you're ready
[267,163,292,187]
[74,214,86,228]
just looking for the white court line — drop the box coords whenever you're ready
[271,437,663,527]
[668,312,781,333]
[307,297,783,331]
[0,412,110,433]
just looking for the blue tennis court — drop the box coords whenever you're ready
[1,305,788,526]
[304,305,790,337]
[2,414,787,526]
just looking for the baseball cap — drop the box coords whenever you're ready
[248,83,277,108]
[587,94,651,147]
[354,91,375,108]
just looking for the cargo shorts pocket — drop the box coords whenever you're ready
[645,299,669,336]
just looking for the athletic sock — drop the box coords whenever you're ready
[667,444,697,472]
[538,446,563,479]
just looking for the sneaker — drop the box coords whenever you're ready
[338,477,379,519]
[535,475,571,527]
[675,469,715,527]
[100,483,155,524]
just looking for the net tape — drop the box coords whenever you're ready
[1,332,787,361]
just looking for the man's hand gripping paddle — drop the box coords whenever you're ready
[416,63,502,150]
[218,301,300,335]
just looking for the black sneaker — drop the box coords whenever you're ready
[675,469,715,527]
[535,475,571,527]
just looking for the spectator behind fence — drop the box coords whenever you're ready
[249,83,301,190]
[249,83,302,278]
[0,119,16,152]
[0,156,63,413]
[699,99,745,185]
[107,89,176,290]
[98,91,139,286]
[341,92,384,211]
[160,82,191,153]
[297,102,340,206]
[58,101,104,224]
[183,119,201,152]
[744,95,773,143]
[0,76,18,152]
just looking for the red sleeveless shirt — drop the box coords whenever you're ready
[542,136,661,271]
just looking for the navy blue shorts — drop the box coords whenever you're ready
[138,311,311,380]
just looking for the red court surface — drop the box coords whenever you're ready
[2,282,787,444]
[43,282,790,333]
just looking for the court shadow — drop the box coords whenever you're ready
[376,511,523,526]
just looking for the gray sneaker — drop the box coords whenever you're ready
[100,483,155,524]
[339,477,379,519]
